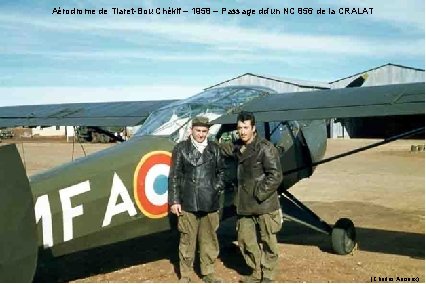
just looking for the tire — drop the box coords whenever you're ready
[331,218,356,255]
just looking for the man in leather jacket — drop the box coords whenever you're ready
[168,116,225,283]
[221,111,283,283]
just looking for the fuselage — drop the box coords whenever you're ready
[28,86,327,258]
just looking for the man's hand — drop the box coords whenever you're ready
[170,204,182,216]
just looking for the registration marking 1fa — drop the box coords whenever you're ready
[34,172,138,248]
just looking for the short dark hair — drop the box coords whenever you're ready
[237,111,256,126]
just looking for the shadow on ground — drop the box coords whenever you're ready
[34,230,180,282]
[34,214,424,282]
[218,216,424,273]
[278,220,425,258]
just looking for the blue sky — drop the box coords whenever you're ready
[0,0,424,106]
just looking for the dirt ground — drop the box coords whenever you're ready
[5,138,424,283]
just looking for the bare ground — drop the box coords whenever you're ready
[6,138,424,282]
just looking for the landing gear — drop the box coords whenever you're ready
[331,218,357,255]
[279,192,357,255]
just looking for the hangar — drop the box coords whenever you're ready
[329,64,424,138]
[207,63,425,139]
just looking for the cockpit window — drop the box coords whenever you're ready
[134,86,275,142]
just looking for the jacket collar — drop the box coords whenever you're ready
[182,138,214,166]
[237,134,260,162]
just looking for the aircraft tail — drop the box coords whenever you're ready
[0,144,38,282]
[345,73,368,88]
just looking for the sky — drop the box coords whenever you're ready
[0,0,424,106]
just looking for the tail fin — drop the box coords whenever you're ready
[345,73,368,88]
[0,144,38,282]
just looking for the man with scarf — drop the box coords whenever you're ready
[168,116,225,283]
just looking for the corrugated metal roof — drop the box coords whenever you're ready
[206,64,424,91]
[330,63,425,84]
[206,72,330,90]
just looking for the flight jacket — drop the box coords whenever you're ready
[168,138,225,212]
[222,135,283,215]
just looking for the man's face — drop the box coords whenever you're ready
[237,120,255,144]
[191,126,209,143]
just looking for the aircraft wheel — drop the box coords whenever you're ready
[331,218,356,255]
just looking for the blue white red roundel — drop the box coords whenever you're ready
[134,151,171,218]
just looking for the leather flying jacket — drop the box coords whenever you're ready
[224,135,283,215]
[168,138,225,212]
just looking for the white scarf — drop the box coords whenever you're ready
[190,135,208,154]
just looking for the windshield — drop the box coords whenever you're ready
[134,86,275,142]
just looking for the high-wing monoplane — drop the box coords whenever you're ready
[0,78,424,282]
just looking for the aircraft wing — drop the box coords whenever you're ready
[213,82,425,124]
[0,100,177,127]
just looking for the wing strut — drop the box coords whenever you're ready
[280,190,332,234]
[283,126,425,176]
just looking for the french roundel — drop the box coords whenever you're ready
[134,151,171,218]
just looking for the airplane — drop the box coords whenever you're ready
[0,77,424,282]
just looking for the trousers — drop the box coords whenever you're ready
[237,209,282,280]
[178,210,220,278]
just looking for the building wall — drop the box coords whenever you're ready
[32,126,74,137]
